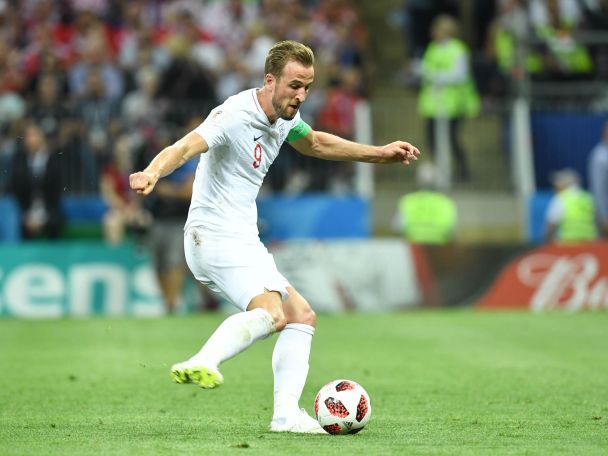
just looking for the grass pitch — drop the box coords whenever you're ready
[1,310,607,455]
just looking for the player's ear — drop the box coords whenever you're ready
[264,73,277,89]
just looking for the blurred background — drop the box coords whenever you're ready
[0,0,607,316]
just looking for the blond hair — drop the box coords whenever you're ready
[431,14,459,40]
[264,40,314,78]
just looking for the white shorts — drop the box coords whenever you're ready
[184,226,290,311]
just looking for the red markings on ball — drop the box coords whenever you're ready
[335,381,356,392]
[356,394,369,422]
[325,397,349,418]
[323,423,342,435]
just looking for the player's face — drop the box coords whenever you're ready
[271,60,314,120]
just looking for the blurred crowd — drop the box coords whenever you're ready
[0,0,372,202]
[1,0,607,244]
[394,0,608,100]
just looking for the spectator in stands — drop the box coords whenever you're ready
[418,15,480,182]
[0,35,27,191]
[7,121,64,239]
[68,31,124,101]
[121,67,161,129]
[28,74,72,148]
[227,22,276,99]
[0,42,27,96]
[588,121,608,238]
[200,0,260,53]
[73,67,121,182]
[0,43,26,129]
[25,49,70,101]
[393,162,457,244]
[0,88,25,135]
[27,71,90,194]
[530,0,594,79]
[155,34,217,126]
[545,168,598,243]
[118,11,170,75]
[100,133,150,245]
[484,0,537,94]
[138,119,199,314]
[314,68,363,191]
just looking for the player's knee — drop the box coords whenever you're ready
[298,306,316,327]
[253,305,286,331]
[248,290,286,330]
[262,307,287,331]
[288,299,316,327]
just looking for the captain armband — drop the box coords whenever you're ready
[286,120,312,142]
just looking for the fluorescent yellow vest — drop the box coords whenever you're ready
[495,28,543,74]
[558,188,598,242]
[418,39,480,119]
[537,26,593,74]
[399,191,456,244]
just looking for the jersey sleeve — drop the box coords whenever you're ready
[193,107,241,149]
[286,119,312,142]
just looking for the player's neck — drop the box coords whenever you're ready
[256,88,278,124]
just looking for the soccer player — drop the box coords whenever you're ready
[129,40,420,434]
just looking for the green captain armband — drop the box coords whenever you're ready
[286,120,312,142]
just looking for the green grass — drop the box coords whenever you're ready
[1,311,607,455]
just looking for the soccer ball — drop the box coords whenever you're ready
[314,379,372,435]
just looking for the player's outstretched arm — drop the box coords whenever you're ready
[129,131,208,195]
[289,130,420,166]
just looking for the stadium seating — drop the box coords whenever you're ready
[60,196,108,239]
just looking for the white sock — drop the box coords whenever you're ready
[271,323,315,421]
[189,308,275,368]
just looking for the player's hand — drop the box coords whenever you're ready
[129,171,159,195]
[381,141,421,166]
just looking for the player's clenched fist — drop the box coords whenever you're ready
[381,141,421,166]
[404,142,421,158]
[129,171,159,195]
[399,141,420,162]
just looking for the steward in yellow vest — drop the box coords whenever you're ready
[493,26,544,76]
[417,15,480,181]
[537,25,593,76]
[545,169,598,243]
[398,190,457,244]
[418,18,480,119]
[557,188,597,241]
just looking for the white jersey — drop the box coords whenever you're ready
[186,89,301,237]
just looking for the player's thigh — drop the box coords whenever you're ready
[282,286,316,327]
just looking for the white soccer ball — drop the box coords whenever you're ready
[314,379,372,435]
